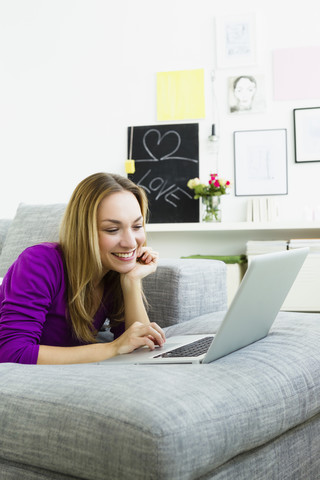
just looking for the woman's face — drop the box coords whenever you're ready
[234,77,256,108]
[97,191,146,274]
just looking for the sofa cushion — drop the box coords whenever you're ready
[1,311,320,480]
[0,219,11,255]
[0,203,66,277]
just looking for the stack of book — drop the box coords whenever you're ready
[246,240,288,256]
[288,238,320,253]
[246,197,279,222]
[283,240,320,312]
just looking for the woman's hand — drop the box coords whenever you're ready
[121,246,159,284]
[119,246,159,334]
[113,321,166,355]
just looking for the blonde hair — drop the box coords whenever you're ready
[59,172,148,343]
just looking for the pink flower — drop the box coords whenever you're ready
[226,181,230,186]
[214,180,220,187]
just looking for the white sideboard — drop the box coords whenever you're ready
[146,221,320,312]
[146,221,320,258]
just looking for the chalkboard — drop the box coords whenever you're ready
[127,123,199,223]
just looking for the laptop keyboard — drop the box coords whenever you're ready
[154,336,213,358]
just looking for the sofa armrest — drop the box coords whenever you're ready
[142,258,227,328]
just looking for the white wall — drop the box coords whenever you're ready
[0,0,320,220]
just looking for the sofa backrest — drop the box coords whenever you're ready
[0,203,66,277]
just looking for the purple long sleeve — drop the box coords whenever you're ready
[0,243,108,364]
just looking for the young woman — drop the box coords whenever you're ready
[0,172,166,364]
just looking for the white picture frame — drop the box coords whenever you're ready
[234,129,288,196]
[215,13,257,68]
[294,107,320,163]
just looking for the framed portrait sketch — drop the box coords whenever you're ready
[234,129,288,196]
[228,74,266,114]
[294,107,320,163]
[215,13,256,68]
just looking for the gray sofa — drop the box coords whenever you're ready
[1,203,320,480]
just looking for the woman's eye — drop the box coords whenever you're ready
[133,224,143,230]
[104,228,118,234]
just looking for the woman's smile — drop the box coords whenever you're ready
[112,249,136,260]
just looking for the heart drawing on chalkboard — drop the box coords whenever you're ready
[142,129,181,161]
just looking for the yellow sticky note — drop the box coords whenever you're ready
[157,68,205,121]
[125,159,135,174]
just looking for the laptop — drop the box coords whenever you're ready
[103,248,309,365]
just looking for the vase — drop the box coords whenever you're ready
[201,196,221,222]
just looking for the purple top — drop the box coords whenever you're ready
[0,243,109,364]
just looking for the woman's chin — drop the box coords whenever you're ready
[111,257,137,273]
[118,263,136,274]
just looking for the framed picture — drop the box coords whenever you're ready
[215,13,257,68]
[294,107,320,163]
[234,129,288,196]
[228,74,266,114]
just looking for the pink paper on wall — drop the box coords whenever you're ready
[273,47,320,100]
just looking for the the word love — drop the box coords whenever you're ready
[137,169,192,208]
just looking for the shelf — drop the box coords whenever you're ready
[145,221,320,233]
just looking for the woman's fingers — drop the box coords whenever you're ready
[137,247,159,265]
[121,247,158,283]
[114,322,166,355]
[131,322,165,349]
[149,322,166,347]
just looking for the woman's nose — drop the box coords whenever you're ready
[119,229,136,248]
